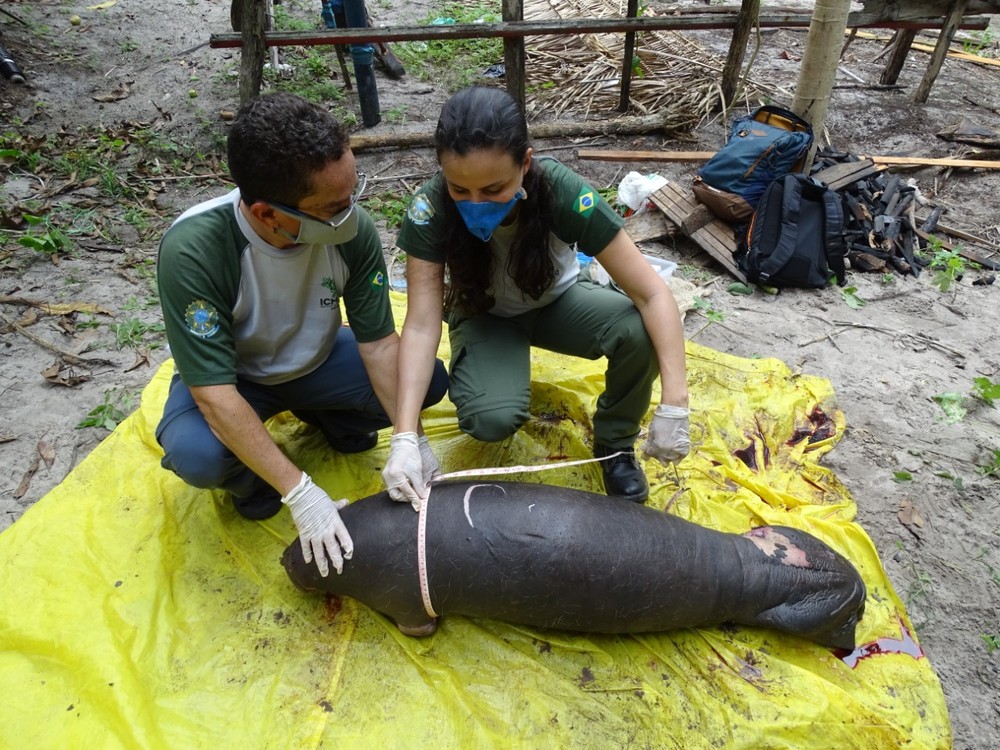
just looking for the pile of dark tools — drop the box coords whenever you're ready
[811,149,1000,277]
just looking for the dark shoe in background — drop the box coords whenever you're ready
[325,430,379,454]
[232,479,283,520]
[594,444,649,503]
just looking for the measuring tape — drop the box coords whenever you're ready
[431,451,623,483]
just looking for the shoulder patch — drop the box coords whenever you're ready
[184,300,220,338]
[407,192,435,225]
[575,189,596,216]
[370,270,385,288]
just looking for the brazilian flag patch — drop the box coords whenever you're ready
[370,270,385,287]
[575,189,596,216]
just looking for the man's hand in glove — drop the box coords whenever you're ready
[282,472,353,577]
[641,404,691,464]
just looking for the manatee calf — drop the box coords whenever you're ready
[281,481,866,649]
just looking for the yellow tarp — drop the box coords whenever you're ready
[0,294,949,749]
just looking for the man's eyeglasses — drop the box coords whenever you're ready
[269,172,367,228]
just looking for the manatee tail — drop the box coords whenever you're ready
[741,525,867,650]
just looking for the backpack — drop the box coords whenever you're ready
[692,105,814,223]
[736,173,847,288]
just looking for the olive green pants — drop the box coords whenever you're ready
[446,279,658,450]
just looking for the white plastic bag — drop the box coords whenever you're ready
[617,171,669,215]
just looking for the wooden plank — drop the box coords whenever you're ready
[854,29,1000,66]
[860,155,1000,169]
[812,159,883,190]
[579,150,714,162]
[649,183,746,282]
[624,211,672,243]
[211,9,994,49]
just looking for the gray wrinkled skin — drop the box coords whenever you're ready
[282,481,866,649]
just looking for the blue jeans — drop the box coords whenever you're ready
[321,0,374,62]
[156,326,448,498]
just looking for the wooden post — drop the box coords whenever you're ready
[791,0,853,167]
[914,0,969,103]
[234,0,267,104]
[879,29,918,85]
[721,0,761,107]
[618,0,640,112]
[503,0,525,110]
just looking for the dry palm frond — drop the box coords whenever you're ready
[522,0,769,132]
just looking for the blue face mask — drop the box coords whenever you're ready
[455,188,527,242]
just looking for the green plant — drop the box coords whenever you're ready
[880,272,895,284]
[693,296,724,323]
[892,471,913,483]
[77,389,135,431]
[16,214,72,256]
[962,27,995,56]
[113,317,166,349]
[364,192,410,229]
[976,449,1000,478]
[982,634,1000,654]
[934,470,965,491]
[972,377,1000,407]
[925,236,967,292]
[382,104,410,124]
[932,392,967,424]
[394,1,503,89]
[840,285,866,308]
[893,540,934,611]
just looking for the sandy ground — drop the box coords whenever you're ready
[1,0,999,746]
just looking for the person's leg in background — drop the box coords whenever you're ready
[447,313,532,443]
[532,280,658,503]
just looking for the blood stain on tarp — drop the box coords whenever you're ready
[787,406,837,446]
[323,593,342,622]
[836,619,924,668]
[734,419,771,470]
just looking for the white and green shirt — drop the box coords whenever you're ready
[158,189,394,386]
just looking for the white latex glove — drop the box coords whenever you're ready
[282,472,353,578]
[641,404,691,464]
[382,432,425,509]
[418,434,442,486]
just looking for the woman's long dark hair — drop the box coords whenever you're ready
[434,86,555,316]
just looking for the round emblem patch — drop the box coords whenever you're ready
[406,193,435,225]
[184,300,220,338]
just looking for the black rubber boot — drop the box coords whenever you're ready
[594,444,648,503]
[232,478,283,520]
[353,61,381,127]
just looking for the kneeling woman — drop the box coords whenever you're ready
[384,86,690,505]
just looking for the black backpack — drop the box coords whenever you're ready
[736,173,847,288]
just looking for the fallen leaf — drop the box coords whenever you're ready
[37,440,56,469]
[14,455,40,499]
[92,83,132,103]
[40,361,91,387]
[0,435,15,444]
[87,1,117,9]
[39,301,113,316]
[125,348,151,372]
[898,499,925,528]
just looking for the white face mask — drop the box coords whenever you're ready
[270,203,360,246]
[268,171,367,246]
